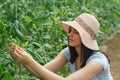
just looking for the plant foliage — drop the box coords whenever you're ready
[0,0,120,80]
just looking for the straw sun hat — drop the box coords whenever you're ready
[61,13,100,50]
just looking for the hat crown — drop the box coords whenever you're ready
[75,13,100,39]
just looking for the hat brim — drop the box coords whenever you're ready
[61,21,99,50]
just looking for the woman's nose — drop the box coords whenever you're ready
[68,31,73,37]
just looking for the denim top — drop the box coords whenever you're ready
[62,47,113,80]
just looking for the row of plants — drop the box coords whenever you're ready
[0,0,120,80]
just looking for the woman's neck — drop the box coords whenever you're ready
[75,46,81,56]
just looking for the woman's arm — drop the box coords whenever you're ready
[24,52,67,78]
[28,58,66,80]
[44,52,67,73]
[9,43,104,80]
[65,62,103,80]
[25,57,103,80]
[9,43,67,79]
[22,55,103,80]
[24,64,40,78]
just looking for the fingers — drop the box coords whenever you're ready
[9,43,16,58]
[9,43,33,65]
[9,43,15,52]
[9,43,21,58]
[9,43,26,59]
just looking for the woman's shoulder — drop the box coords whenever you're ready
[87,51,108,62]
[90,51,107,59]
[86,51,109,70]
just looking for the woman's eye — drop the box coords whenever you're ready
[68,27,72,33]
[75,31,79,34]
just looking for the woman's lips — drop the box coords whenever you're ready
[69,39,74,42]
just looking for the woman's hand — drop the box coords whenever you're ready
[9,43,34,65]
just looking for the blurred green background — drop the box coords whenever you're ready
[0,0,120,80]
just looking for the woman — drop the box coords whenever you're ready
[9,13,113,80]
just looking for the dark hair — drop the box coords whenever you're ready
[69,43,94,68]
[69,43,110,68]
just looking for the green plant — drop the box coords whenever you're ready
[0,0,120,79]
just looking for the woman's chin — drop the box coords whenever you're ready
[68,44,75,47]
[69,43,80,47]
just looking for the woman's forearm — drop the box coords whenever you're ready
[24,64,41,78]
[28,59,66,80]
[9,43,66,80]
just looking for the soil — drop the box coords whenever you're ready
[100,31,120,80]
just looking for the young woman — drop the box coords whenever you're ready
[9,13,113,80]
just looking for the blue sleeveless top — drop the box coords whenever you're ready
[62,47,113,80]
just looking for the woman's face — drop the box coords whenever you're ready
[68,27,81,47]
